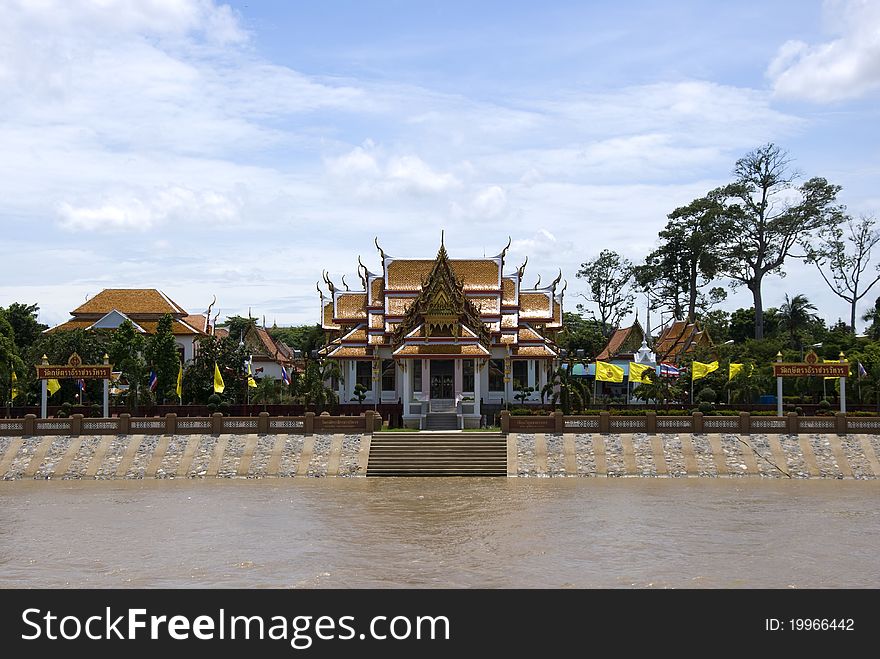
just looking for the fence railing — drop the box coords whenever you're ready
[504,410,872,435]
[0,411,384,437]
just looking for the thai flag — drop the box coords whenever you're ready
[858,362,867,379]
[659,363,680,378]
[148,371,158,392]
[78,378,86,392]
[281,365,291,386]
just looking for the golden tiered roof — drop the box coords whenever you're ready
[319,236,564,359]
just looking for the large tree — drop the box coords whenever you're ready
[718,143,844,339]
[576,249,634,337]
[557,312,606,359]
[635,193,730,322]
[804,214,880,333]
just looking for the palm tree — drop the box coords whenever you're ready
[542,361,590,414]
[777,293,818,352]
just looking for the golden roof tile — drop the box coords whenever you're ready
[469,296,500,314]
[518,327,543,341]
[182,314,209,334]
[500,314,518,328]
[369,313,385,329]
[341,326,367,342]
[323,302,341,330]
[386,297,414,316]
[502,278,517,305]
[370,277,384,304]
[328,346,371,358]
[335,293,367,319]
[519,292,552,318]
[393,344,489,356]
[499,333,517,344]
[514,345,556,357]
[368,334,387,344]
[72,288,187,316]
[386,259,499,291]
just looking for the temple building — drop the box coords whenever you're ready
[318,236,565,429]
[45,288,209,362]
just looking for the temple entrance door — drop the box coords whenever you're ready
[430,360,454,399]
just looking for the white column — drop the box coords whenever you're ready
[539,361,548,402]
[473,360,481,417]
[776,352,783,417]
[454,359,463,399]
[41,380,47,419]
[402,361,411,416]
[422,359,430,400]
[103,353,110,418]
[338,360,345,400]
[840,353,847,414]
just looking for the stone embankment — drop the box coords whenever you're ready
[1,432,878,480]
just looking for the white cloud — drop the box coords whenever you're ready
[326,146,461,197]
[472,185,508,218]
[768,0,880,102]
[57,186,240,231]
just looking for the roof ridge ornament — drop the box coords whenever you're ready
[549,268,562,291]
[516,256,528,279]
[374,237,389,261]
[493,236,512,262]
[322,270,336,295]
[316,282,324,301]
[341,275,350,291]
[534,274,542,289]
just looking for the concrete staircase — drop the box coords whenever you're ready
[367,432,507,477]
[424,412,459,430]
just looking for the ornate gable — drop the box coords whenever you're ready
[391,240,491,348]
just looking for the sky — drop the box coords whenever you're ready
[0,0,878,331]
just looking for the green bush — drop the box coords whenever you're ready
[90,404,102,418]
[794,407,803,416]
[698,388,717,404]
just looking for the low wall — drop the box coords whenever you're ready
[502,411,875,435]
[0,411,384,437]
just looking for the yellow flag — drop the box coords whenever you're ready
[729,363,744,379]
[176,364,183,398]
[692,360,719,381]
[628,362,654,384]
[595,361,624,383]
[213,362,225,393]
[824,359,848,380]
[47,378,61,395]
[11,371,18,399]
[247,361,257,388]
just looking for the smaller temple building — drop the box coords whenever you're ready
[45,289,208,361]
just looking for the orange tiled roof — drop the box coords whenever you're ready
[46,318,199,335]
[654,319,711,363]
[214,327,229,339]
[183,314,209,333]
[72,289,187,316]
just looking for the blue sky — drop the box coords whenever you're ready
[0,0,878,330]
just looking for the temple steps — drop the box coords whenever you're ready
[424,412,459,430]
[367,432,507,477]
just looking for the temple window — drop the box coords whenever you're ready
[463,359,475,392]
[356,361,371,390]
[382,359,396,391]
[512,361,528,390]
[489,359,504,392]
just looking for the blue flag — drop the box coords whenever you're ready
[281,364,291,386]
[148,371,158,392]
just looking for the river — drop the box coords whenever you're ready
[1,478,878,588]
